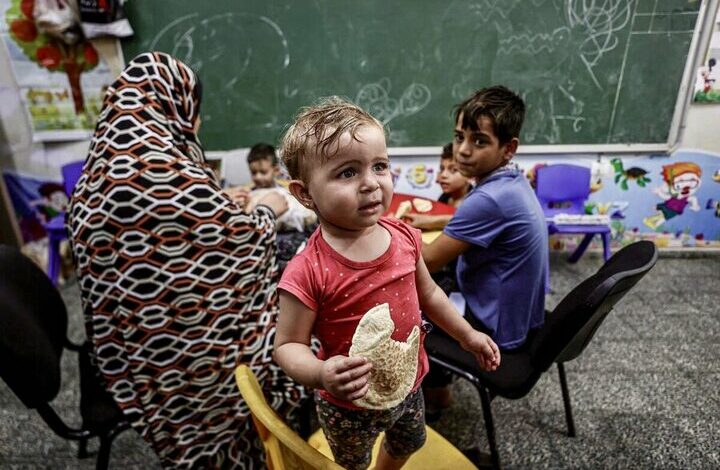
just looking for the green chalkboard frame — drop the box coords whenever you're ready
[121,0,717,154]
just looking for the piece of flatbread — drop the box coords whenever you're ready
[394,200,412,219]
[348,303,420,410]
[412,198,433,213]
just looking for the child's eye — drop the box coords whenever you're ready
[473,138,487,147]
[453,134,463,143]
[338,168,356,179]
[373,162,388,172]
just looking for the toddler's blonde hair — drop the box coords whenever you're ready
[280,96,384,183]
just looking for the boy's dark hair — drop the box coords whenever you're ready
[440,142,453,159]
[454,85,525,145]
[247,143,278,165]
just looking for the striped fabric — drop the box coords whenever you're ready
[67,52,305,468]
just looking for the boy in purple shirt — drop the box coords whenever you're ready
[422,86,547,408]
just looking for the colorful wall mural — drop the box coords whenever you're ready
[386,149,720,251]
[582,150,719,250]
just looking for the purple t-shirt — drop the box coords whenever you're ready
[444,168,547,350]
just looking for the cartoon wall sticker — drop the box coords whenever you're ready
[405,163,434,189]
[611,158,651,190]
[694,57,720,103]
[35,182,68,222]
[643,162,702,230]
[390,165,402,187]
[705,199,720,218]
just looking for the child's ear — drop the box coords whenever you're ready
[273,165,280,177]
[502,138,519,162]
[288,179,314,209]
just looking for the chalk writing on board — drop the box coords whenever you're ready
[148,12,290,75]
[147,12,290,126]
[355,79,431,125]
[123,0,702,148]
[567,0,633,90]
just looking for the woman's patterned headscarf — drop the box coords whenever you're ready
[68,52,304,469]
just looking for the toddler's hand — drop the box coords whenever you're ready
[463,331,501,371]
[320,355,373,402]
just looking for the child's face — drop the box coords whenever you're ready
[671,172,701,197]
[303,124,392,232]
[436,157,469,195]
[249,159,278,188]
[453,114,515,180]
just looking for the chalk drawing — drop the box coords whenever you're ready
[355,79,431,126]
[148,12,290,74]
[566,0,634,90]
[498,27,571,56]
[607,2,697,141]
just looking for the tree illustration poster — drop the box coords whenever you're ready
[1,0,114,142]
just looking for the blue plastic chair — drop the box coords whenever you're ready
[45,160,84,285]
[535,164,611,265]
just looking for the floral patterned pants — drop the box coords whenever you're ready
[315,389,427,470]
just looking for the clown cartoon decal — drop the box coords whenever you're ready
[643,162,702,230]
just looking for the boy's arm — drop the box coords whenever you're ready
[421,233,470,273]
[274,291,373,400]
[403,213,452,231]
[415,258,500,370]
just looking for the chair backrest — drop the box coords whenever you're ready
[0,245,68,407]
[235,365,342,470]
[61,160,85,197]
[529,241,658,370]
[535,164,591,216]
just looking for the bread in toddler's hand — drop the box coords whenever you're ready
[348,303,420,410]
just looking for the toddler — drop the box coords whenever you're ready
[274,97,500,470]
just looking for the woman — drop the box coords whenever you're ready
[67,52,304,468]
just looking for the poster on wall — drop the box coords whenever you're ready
[694,53,720,103]
[1,0,114,142]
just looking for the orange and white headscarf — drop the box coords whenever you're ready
[68,52,305,469]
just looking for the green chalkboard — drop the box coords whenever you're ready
[122,0,703,150]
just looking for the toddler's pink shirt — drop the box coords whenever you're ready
[279,217,429,408]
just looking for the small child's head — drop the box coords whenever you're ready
[436,142,470,196]
[453,85,525,180]
[280,96,391,230]
[247,142,279,189]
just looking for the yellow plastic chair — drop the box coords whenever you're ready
[235,365,476,469]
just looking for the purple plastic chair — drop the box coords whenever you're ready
[535,164,611,264]
[45,160,84,285]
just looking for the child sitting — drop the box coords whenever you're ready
[273,97,500,470]
[420,86,548,420]
[228,142,316,232]
[422,85,548,351]
[247,142,281,190]
[403,142,473,231]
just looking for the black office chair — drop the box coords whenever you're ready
[0,245,130,469]
[426,240,658,469]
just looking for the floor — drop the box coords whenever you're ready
[1,253,718,469]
